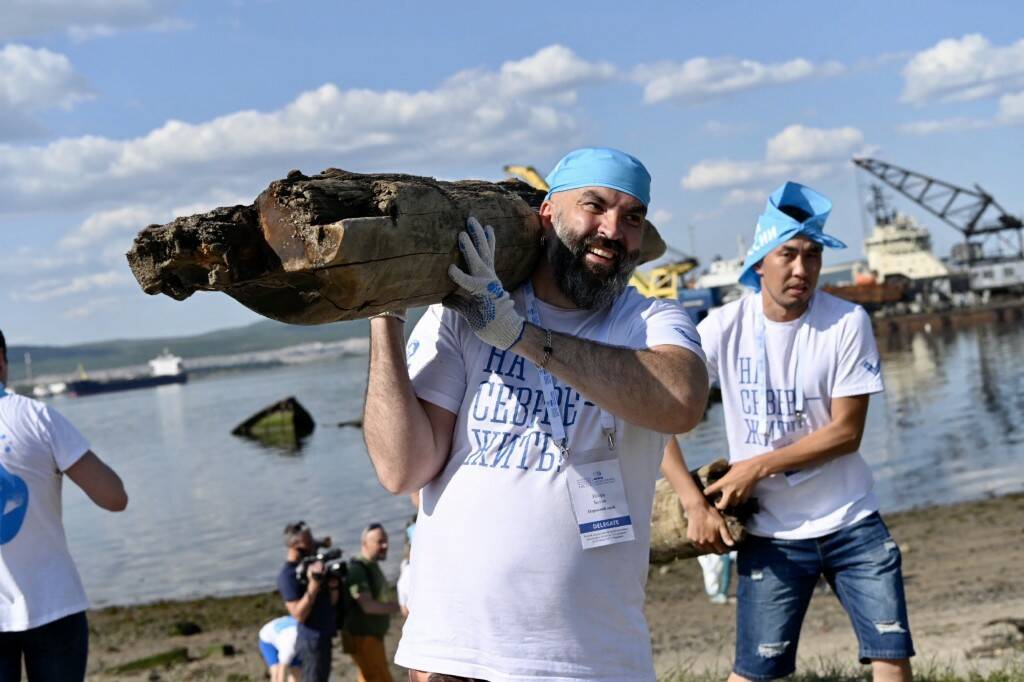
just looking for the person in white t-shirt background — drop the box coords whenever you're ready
[0,327,129,681]
[362,148,709,681]
[662,183,914,682]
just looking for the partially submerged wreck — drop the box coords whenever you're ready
[232,396,315,450]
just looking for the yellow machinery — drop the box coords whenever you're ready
[502,164,548,192]
[503,165,697,300]
[629,253,698,299]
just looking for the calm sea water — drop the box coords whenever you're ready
[54,321,1023,606]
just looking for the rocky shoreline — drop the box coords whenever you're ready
[85,493,1024,681]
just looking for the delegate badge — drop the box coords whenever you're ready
[566,457,635,550]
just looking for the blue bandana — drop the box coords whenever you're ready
[544,147,651,206]
[738,181,846,291]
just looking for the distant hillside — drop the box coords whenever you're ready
[7,318,373,382]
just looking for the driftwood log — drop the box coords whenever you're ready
[126,168,667,325]
[650,459,756,563]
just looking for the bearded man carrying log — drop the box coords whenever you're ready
[362,148,709,681]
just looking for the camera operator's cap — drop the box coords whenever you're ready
[738,181,846,292]
[544,147,651,207]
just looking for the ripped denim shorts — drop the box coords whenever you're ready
[733,512,914,680]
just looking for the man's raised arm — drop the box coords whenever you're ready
[443,217,708,437]
[512,326,707,435]
[362,316,454,495]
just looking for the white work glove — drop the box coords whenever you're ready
[369,308,407,323]
[444,216,525,350]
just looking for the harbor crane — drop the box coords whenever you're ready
[503,164,697,299]
[852,157,1023,266]
[853,157,1024,293]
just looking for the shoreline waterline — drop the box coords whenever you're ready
[83,492,1024,680]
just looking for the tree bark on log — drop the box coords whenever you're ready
[650,459,753,563]
[126,168,666,325]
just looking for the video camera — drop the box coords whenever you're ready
[295,547,347,585]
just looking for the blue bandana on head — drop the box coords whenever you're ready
[738,181,847,291]
[544,147,651,206]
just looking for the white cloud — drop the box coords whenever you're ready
[683,160,786,191]
[64,295,121,319]
[723,188,766,206]
[764,125,864,163]
[0,246,88,274]
[58,189,251,254]
[634,56,842,104]
[0,45,92,110]
[496,45,616,95]
[897,88,1024,134]
[997,91,1024,125]
[650,209,672,225]
[0,45,612,216]
[0,44,93,141]
[902,34,1024,104]
[682,124,865,191]
[13,269,129,302]
[0,0,184,41]
[854,51,913,70]
[58,205,162,251]
[897,117,990,135]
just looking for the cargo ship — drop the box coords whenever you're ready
[64,351,187,397]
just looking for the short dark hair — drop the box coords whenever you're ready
[0,328,6,362]
[283,520,309,547]
[779,204,812,223]
[361,522,385,541]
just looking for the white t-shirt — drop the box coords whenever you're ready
[0,390,91,631]
[698,291,884,539]
[395,287,704,681]
[259,615,300,666]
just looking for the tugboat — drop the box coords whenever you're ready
[64,350,187,397]
[862,188,950,284]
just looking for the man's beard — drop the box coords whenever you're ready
[548,218,641,310]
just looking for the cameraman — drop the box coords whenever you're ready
[277,522,339,682]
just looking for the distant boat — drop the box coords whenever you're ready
[64,350,187,398]
[694,235,747,305]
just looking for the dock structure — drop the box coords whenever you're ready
[872,298,1024,338]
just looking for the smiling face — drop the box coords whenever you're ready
[539,186,645,309]
[754,236,822,321]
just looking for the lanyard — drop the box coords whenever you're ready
[521,283,616,468]
[754,298,811,439]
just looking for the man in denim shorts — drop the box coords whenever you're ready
[694,183,914,681]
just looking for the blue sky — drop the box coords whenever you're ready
[1,1,1022,345]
